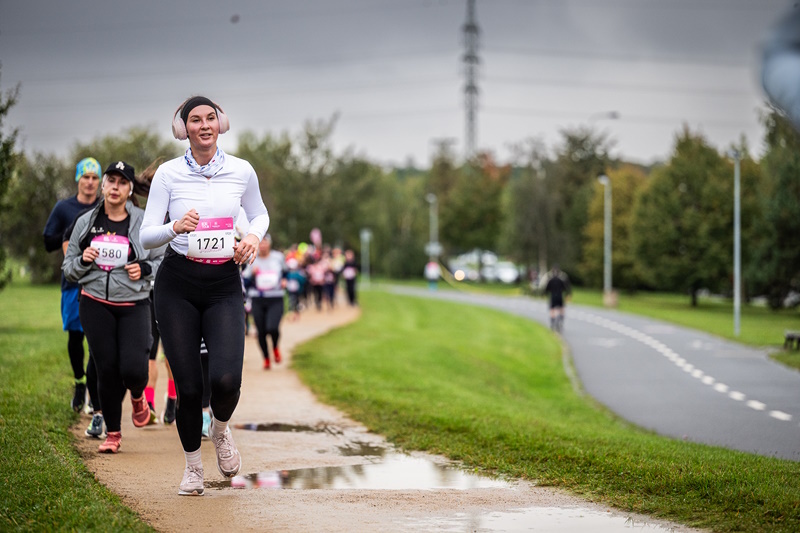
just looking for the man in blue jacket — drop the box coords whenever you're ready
[43,157,101,412]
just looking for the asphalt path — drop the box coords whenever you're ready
[388,286,800,462]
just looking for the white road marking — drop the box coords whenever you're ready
[588,338,623,348]
[578,312,796,427]
[770,411,792,421]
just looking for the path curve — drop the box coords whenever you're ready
[72,302,701,532]
[389,286,800,461]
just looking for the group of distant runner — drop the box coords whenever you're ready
[43,94,364,496]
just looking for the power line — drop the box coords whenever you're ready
[486,46,752,68]
[484,75,754,97]
[482,105,759,129]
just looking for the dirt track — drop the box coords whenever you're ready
[72,304,701,532]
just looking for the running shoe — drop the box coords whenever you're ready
[273,347,281,364]
[178,465,204,496]
[72,382,87,413]
[210,422,241,477]
[98,431,121,453]
[146,408,159,426]
[263,358,270,370]
[131,395,151,427]
[162,395,177,425]
[85,413,105,438]
[201,411,212,439]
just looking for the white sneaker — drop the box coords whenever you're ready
[210,422,241,477]
[178,465,204,496]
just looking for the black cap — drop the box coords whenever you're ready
[104,161,135,183]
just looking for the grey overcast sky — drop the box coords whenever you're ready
[0,0,790,167]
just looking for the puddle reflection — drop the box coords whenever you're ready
[209,453,508,491]
[409,508,682,532]
[233,422,342,435]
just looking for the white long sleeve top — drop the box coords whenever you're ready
[140,153,269,254]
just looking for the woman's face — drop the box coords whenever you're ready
[258,238,271,256]
[186,104,219,151]
[103,174,131,207]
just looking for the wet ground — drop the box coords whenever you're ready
[72,304,703,532]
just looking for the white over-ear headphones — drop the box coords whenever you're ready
[172,99,230,140]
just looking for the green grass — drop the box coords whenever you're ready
[379,279,800,368]
[294,289,800,533]
[569,289,800,349]
[3,279,799,531]
[0,282,153,532]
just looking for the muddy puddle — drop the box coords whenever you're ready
[216,423,689,531]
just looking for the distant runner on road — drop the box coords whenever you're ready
[543,265,570,332]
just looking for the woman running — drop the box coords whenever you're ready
[243,234,286,369]
[62,161,164,454]
[140,95,269,496]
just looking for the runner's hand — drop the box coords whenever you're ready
[82,246,99,263]
[173,209,199,234]
[234,234,259,266]
[125,262,141,281]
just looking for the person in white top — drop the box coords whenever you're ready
[242,234,286,369]
[140,95,269,496]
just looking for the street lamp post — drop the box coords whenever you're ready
[424,193,441,289]
[731,150,741,337]
[597,175,614,307]
[360,228,372,289]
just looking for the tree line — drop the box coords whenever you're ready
[0,80,798,308]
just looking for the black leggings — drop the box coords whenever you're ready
[312,284,324,310]
[148,292,160,360]
[67,330,86,379]
[154,251,245,453]
[251,296,283,360]
[79,297,151,433]
[68,330,100,409]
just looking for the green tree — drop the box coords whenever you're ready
[631,127,733,305]
[548,127,614,280]
[0,72,19,289]
[499,138,554,275]
[236,118,384,264]
[440,154,509,254]
[580,164,647,290]
[71,126,180,206]
[371,169,428,278]
[1,152,72,283]
[747,109,800,308]
[235,130,298,245]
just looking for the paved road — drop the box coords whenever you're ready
[388,286,800,461]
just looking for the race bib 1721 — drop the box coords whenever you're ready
[187,217,235,265]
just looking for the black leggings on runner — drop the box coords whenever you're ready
[251,296,283,361]
[67,330,86,379]
[79,297,151,433]
[68,330,101,410]
[148,293,160,361]
[154,251,245,453]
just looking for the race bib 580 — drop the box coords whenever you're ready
[92,235,129,271]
